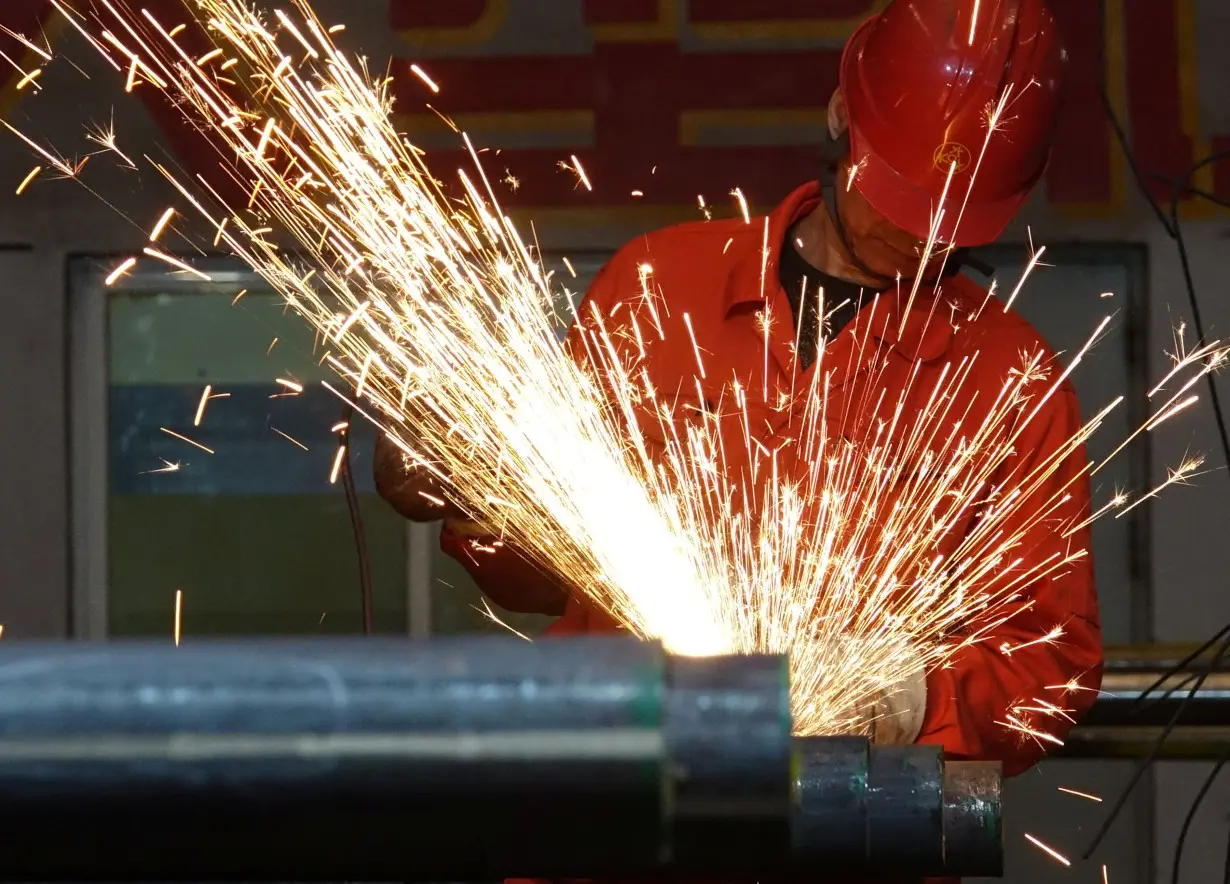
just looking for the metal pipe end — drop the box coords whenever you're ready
[941,760,1003,877]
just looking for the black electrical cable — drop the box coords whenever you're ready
[1082,0,1230,864]
[1130,623,1230,710]
[1224,825,1230,884]
[1083,632,1230,858]
[1170,743,1230,884]
[1093,0,1230,476]
[338,403,373,635]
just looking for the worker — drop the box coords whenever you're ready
[376,0,1101,805]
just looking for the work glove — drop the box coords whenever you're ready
[862,660,928,745]
[821,637,928,745]
[372,434,493,539]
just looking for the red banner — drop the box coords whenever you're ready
[388,0,1228,216]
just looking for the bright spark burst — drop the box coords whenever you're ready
[1024,832,1071,866]
[15,0,1230,738]
[160,426,214,454]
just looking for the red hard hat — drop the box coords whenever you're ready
[839,0,1065,247]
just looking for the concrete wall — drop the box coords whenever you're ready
[0,0,1228,880]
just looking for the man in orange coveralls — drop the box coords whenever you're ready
[376,0,1103,851]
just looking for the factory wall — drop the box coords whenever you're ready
[0,0,1228,880]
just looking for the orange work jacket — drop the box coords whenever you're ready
[442,182,1104,880]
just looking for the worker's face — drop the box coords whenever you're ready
[826,89,947,282]
[834,161,947,281]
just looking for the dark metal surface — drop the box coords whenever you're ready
[666,653,793,871]
[866,745,945,871]
[0,637,1012,880]
[792,735,869,868]
[791,738,997,878]
[0,636,675,880]
[941,761,1003,877]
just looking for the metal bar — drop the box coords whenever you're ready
[0,636,811,881]
[0,637,1004,881]
[790,738,1002,878]
[1062,651,1230,757]
[0,636,675,880]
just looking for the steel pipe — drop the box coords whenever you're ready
[0,637,1006,880]
[790,738,1003,878]
[1062,651,1230,758]
[0,636,782,879]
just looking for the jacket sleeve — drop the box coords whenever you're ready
[438,525,570,616]
[915,383,1104,777]
[434,249,635,616]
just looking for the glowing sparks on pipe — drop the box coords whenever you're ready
[1024,834,1071,867]
[160,426,214,454]
[104,256,136,286]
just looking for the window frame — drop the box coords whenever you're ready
[67,254,429,639]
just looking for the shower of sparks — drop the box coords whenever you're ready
[104,256,136,286]
[142,246,209,279]
[567,154,593,191]
[271,426,309,451]
[14,0,1230,737]
[193,384,212,426]
[173,589,183,646]
[160,426,214,454]
[15,165,40,194]
[409,63,439,94]
[731,187,750,223]
[1057,786,1103,802]
[1024,833,1071,867]
[329,444,346,484]
[477,599,533,641]
[150,206,176,241]
[142,458,182,475]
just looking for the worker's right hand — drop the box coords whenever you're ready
[373,433,466,523]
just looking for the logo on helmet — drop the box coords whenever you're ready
[933,142,972,174]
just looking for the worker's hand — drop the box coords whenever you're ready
[373,433,465,522]
[862,661,928,745]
